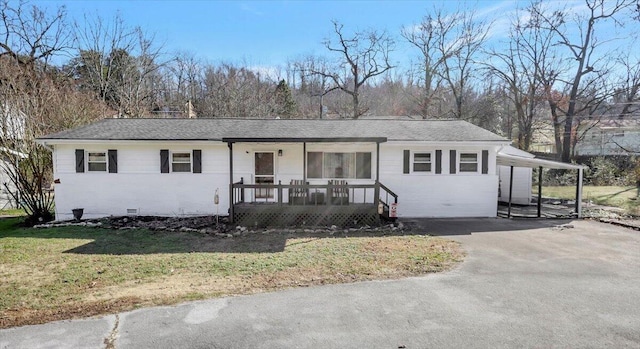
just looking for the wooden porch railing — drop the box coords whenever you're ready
[231,177,398,209]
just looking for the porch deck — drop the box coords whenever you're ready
[230,179,397,227]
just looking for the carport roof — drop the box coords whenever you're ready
[497,152,587,170]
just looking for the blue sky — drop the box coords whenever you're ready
[34,1,516,66]
[31,0,633,76]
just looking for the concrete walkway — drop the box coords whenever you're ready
[1,218,639,348]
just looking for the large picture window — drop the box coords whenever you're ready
[307,152,371,179]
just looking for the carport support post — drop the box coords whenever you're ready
[228,142,234,223]
[537,166,543,218]
[576,168,583,218]
[508,166,514,218]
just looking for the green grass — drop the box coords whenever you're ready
[0,218,462,328]
[0,208,26,216]
[535,185,639,215]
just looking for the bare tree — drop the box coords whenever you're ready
[613,53,640,119]
[486,3,560,151]
[0,1,103,223]
[436,10,491,120]
[401,7,461,118]
[72,13,165,117]
[311,21,395,118]
[198,63,278,118]
[533,0,635,162]
[0,0,72,68]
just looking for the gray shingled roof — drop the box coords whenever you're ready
[38,118,507,143]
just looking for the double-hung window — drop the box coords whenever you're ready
[459,152,479,173]
[172,152,191,172]
[413,152,432,172]
[87,152,107,172]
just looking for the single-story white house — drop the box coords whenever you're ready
[36,118,584,225]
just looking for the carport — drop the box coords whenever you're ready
[497,152,588,218]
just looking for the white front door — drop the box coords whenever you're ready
[254,152,275,199]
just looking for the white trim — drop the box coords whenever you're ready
[496,153,587,170]
[387,141,509,147]
[38,139,223,146]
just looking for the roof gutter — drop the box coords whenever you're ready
[222,137,387,143]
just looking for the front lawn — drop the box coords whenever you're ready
[0,218,462,328]
[536,185,639,215]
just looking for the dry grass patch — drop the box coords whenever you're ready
[0,218,463,328]
[539,186,639,215]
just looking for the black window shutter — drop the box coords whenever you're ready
[193,149,202,173]
[482,150,489,174]
[435,150,442,174]
[108,149,118,173]
[450,150,457,174]
[160,149,169,173]
[403,150,410,174]
[75,149,84,173]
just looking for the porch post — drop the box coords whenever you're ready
[376,142,380,183]
[228,142,234,223]
[303,142,307,182]
[537,166,543,218]
[576,168,583,218]
[508,165,514,218]
[375,142,380,208]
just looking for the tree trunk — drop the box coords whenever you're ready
[352,91,359,119]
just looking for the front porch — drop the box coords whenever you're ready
[224,135,398,227]
[230,179,398,227]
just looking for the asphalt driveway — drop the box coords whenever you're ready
[2,218,639,348]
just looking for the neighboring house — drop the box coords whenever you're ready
[574,118,640,156]
[530,117,640,156]
[37,118,585,224]
[0,105,27,210]
[0,147,28,209]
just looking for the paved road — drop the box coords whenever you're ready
[2,218,639,348]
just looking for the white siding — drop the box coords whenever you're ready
[498,166,532,205]
[51,141,503,220]
[379,144,500,217]
[53,143,230,220]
